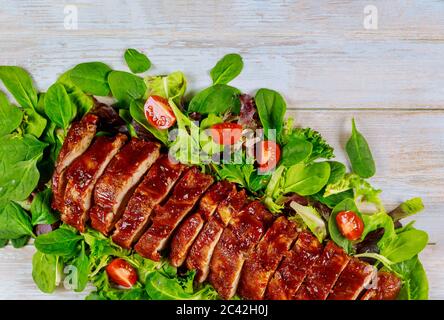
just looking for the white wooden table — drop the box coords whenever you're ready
[1,0,443,299]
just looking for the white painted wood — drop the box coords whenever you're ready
[0,0,443,299]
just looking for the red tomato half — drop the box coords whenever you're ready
[144,95,176,130]
[257,140,281,172]
[335,210,364,241]
[106,258,138,288]
[210,123,243,145]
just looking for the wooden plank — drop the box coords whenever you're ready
[0,0,444,109]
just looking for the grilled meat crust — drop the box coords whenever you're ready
[89,138,160,235]
[134,167,214,261]
[169,181,236,267]
[209,200,274,299]
[62,134,127,232]
[112,155,186,249]
[360,271,402,300]
[238,216,299,300]
[52,114,99,212]
[265,231,322,300]
[185,190,247,283]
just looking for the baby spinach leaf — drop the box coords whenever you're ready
[31,188,59,226]
[57,70,94,116]
[380,229,428,263]
[255,88,286,139]
[188,84,241,115]
[108,71,146,106]
[328,198,360,253]
[346,119,376,178]
[129,100,169,145]
[35,228,83,256]
[0,202,33,239]
[44,83,75,129]
[70,242,90,292]
[280,136,312,167]
[0,91,23,136]
[0,134,47,165]
[0,66,38,110]
[10,235,30,248]
[327,161,346,184]
[0,159,40,203]
[145,71,187,105]
[312,189,354,209]
[392,255,428,300]
[283,162,330,196]
[22,108,47,138]
[32,251,59,293]
[124,48,151,74]
[70,62,112,96]
[210,53,243,85]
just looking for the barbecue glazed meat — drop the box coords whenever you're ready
[89,138,160,235]
[169,181,235,267]
[135,167,214,261]
[238,216,299,300]
[185,190,247,283]
[328,258,376,300]
[112,155,186,249]
[62,134,127,232]
[361,271,402,300]
[52,114,99,212]
[265,230,322,300]
[209,201,274,300]
[295,241,350,300]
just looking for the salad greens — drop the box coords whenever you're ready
[0,50,430,300]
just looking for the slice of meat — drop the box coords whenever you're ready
[185,190,247,284]
[208,201,274,300]
[169,181,235,267]
[112,155,186,249]
[360,271,402,300]
[89,138,160,235]
[134,167,214,261]
[265,231,322,300]
[52,114,99,212]
[328,258,376,300]
[237,216,299,300]
[62,134,127,232]
[294,241,350,300]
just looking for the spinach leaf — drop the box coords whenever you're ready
[380,229,428,263]
[328,198,360,253]
[361,210,396,245]
[283,162,330,196]
[44,83,75,129]
[70,62,112,96]
[0,202,33,239]
[35,228,83,256]
[69,242,90,292]
[188,84,241,115]
[10,235,30,248]
[311,189,354,209]
[108,71,146,106]
[124,49,151,74]
[255,88,286,139]
[32,251,59,293]
[22,108,47,138]
[0,66,38,110]
[0,239,8,248]
[346,118,376,178]
[145,71,187,104]
[210,53,243,85]
[129,100,169,145]
[285,127,334,162]
[389,197,424,222]
[327,161,346,184]
[0,159,40,203]
[0,134,47,165]
[30,188,59,225]
[290,202,327,243]
[0,91,23,136]
[280,136,312,167]
[392,255,428,300]
[57,70,94,116]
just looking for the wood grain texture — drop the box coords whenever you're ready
[0,0,443,299]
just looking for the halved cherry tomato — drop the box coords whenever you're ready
[106,258,138,288]
[210,123,243,145]
[144,95,176,130]
[335,210,364,241]
[256,140,281,172]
